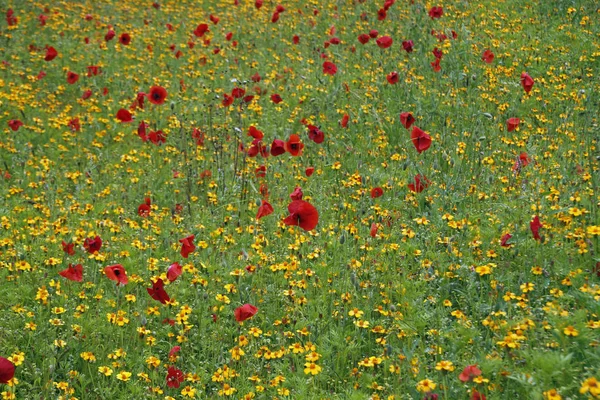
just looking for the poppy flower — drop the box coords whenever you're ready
[408,174,431,193]
[87,66,100,76]
[500,233,512,248]
[179,235,196,258]
[341,114,349,128]
[459,365,482,382]
[62,241,75,256]
[471,390,486,400]
[234,303,258,322]
[276,4,285,12]
[37,70,46,80]
[428,6,443,19]
[137,121,149,142]
[512,152,531,172]
[255,165,267,177]
[376,36,393,49]
[305,167,315,177]
[283,200,319,231]
[402,40,414,53]
[411,126,432,153]
[371,187,384,198]
[369,29,379,38]
[433,48,443,60]
[307,125,324,144]
[66,71,79,84]
[194,23,209,37]
[147,278,170,304]
[270,93,283,104]
[290,187,303,200]
[222,93,234,107]
[482,50,494,64]
[116,108,133,123]
[68,118,81,132]
[119,33,131,45]
[271,139,286,156]
[138,197,151,217]
[251,73,261,82]
[284,134,304,156]
[323,61,337,76]
[6,9,17,26]
[166,366,184,388]
[506,117,520,132]
[358,34,370,44]
[0,357,15,384]
[148,86,167,105]
[370,223,378,238]
[44,46,58,61]
[104,264,128,285]
[83,236,102,253]
[530,215,542,241]
[255,0,263,8]
[256,200,274,219]
[377,8,387,20]
[59,263,83,282]
[271,11,280,23]
[231,87,246,99]
[386,71,399,84]
[209,14,219,24]
[8,119,23,131]
[400,112,415,129]
[105,29,115,41]
[167,262,183,282]
[521,72,534,93]
[81,90,92,100]
[431,57,441,72]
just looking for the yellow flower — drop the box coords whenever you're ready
[563,326,579,337]
[304,362,322,375]
[435,360,455,372]
[580,377,600,397]
[181,385,197,398]
[543,388,562,400]
[416,379,436,393]
[98,366,113,376]
[116,371,132,382]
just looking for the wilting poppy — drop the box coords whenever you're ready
[8,119,23,131]
[521,72,534,93]
[402,40,414,53]
[59,263,83,282]
[116,108,133,122]
[530,215,542,241]
[44,46,57,61]
[166,366,184,388]
[481,50,494,64]
[428,6,443,19]
[323,61,337,76]
[256,200,274,219]
[370,223,378,238]
[471,390,486,400]
[148,86,167,105]
[138,197,151,217]
[283,200,319,231]
[234,303,258,322]
[147,278,170,304]
[194,23,209,37]
[376,36,393,49]
[81,90,92,100]
[62,241,75,256]
[408,174,431,193]
[105,29,115,41]
[66,71,79,84]
[386,71,398,84]
[119,33,131,45]
[459,365,482,382]
[307,125,324,144]
[6,9,17,26]
[433,47,443,60]
[411,126,432,153]
[87,65,101,76]
[500,233,512,248]
[341,114,349,128]
[0,357,15,384]
[167,262,183,282]
[285,134,304,156]
[251,73,261,82]
[271,139,286,156]
[149,130,166,144]
[290,187,303,200]
[400,112,415,129]
[104,264,128,285]
[83,236,102,253]
[371,187,384,198]
[431,57,441,72]
[358,34,370,44]
[255,165,266,177]
[271,93,283,104]
[179,235,196,258]
[506,117,520,132]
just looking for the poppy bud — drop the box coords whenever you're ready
[255,199,262,207]
[389,304,396,312]
[339,233,346,244]
[170,101,175,110]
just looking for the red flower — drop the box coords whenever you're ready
[68,118,81,132]
[8,119,23,131]
[285,134,304,156]
[307,125,324,144]
[138,197,151,217]
[119,33,131,45]
[59,263,83,282]
[148,86,167,105]
[104,264,128,285]
[341,114,349,128]
[147,278,170,304]
[138,121,149,142]
[305,167,315,177]
[270,139,286,156]
[248,126,263,140]
[377,8,387,20]
[386,71,398,84]
[506,117,520,132]
[481,50,494,64]
[234,304,258,322]
[179,235,196,258]
[428,6,443,19]
[271,12,280,23]
[513,152,531,172]
[62,241,75,256]
[209,14,219,24]
[166,366,185,388]
[376,36,393,49]
[81,90,92,100]
[433,47,443,60]
[37,70,46,80]
[323,61,337,76]
[371,187,384,198]
[256,200,274,220]
[400,112,415,129]
[290,187,303,200]
[270,93,283,104]
[283,200,319,231]
[66,71,79,84]
[358,34,370,44]
[370,223,378,238]
[116,108,133,123]
[193,23,209,37]
[44,46,58,61]
[255,165,266,177]
[222,93,234,107]
[83,236,102,253]
[411,126,432,153]
[255,0,263,9]
[6,9,17,26]
[459,365,482,382]
[530,215,542,241]
[251,73,261,82]
[471,390,486,400]
[167,262,183,282]
[0,357,15,384]
[521,72,534,93]
[87,65,101,76]
[431,57,441,72]
[408,174,431,193]
[105,29,115,41]
[231,87,246,99]
[500,233,512,248]
[369,29,379,38]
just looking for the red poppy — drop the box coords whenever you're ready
[116,108,133,123]
[521,72,534,93]
[225,32,233,41]
[222,93,234,107]
[370,223,378,238]
[513,152,531,172]
[276,4,286,12]
[307,125,324,144]
[37,70,46,80]
[6,9,17,26]
[231,87,246,99]
[167,262,183,282]
[192,128,205,146]
[119,33,131,45]
[255,165,266,177]
[234,303,258,322]
[68,118,81,132]
[148,86,167,105]
[0,357,15,384]
[386,71,398,84]
[431,57,441,72]
[270,93,283,104]
[179,235,196,258]
[251,73,261,82]
[87,66,101,76]
[323,61,337,76]
[506,117,520,132]
[471,390,486,400]
[81,90,92,100]
[104,264,128,285]
[482,50,494,64]
[408,174,431,193]
[371,187,383,198]
[290,187,303,200]
[67,71,79,84]
[8,119,23,131]
[248,126,263,140]
[105,29,115,41]
[44,46,58,61]
[271,139,286,156]
[194,23,209,37]
[283,200,319,231]
[147,278,170,304]
[358,34,370,44]
[500,233,512,248]
[341,114,349,128]
[433,47,443,60]
[377,8,387,20]
[138,197,151,217]
[459,365,482,382]
[59,263,83,282]
[138,121,149,142]
[255,0,263,9]
[256,200,274,219]
[166,366,185,388]
[305,167,315,177]
[369,29,379,38]
[209,14,219,24]
[530,215,542,241]
[428,6,443,19]
[284,134,304,156]
[400,112,415,129]
[271,11,280,23]
[62,241,75,256]
[376,36,393,49]
[83,236,102,253]
[411,126,432,153]
[402,40,414,53]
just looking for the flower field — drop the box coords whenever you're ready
[0,0,599,399]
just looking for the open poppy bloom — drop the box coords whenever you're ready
[400,112,415,129]
[105,29,115,41]
[179,235,196,258]
[104,264,128,285]
[0,357,15,384]
[248,126,263,140]
[411,126,432,153]
[270,93,283,104]
[283,200,319,231]
[66,71,79,84]
[147,278,170,304]
[371,187,384,198]
[500,233,512,248]
[506,117,520,132]
[408,174,431,193]
[167,262,183,282]
[481,50,494,63]
[83,236,102,253]
[148,86,167,105]
[119,33,131,45]
[358,34,370,44]
[305,167,315,177]
[386,71,398,84]
[194,23,209,37]
[376,36,393,49]
[530,215,542,241]
[290,187,303,200]
[138,197,151,217]
[521,72,534,93]
[307,125,324,144]
[431,57,441,72]
[8,119,23,131]
[44,46,57,61]
[256,200,274,219]
[323,61,337,76]
[270,139,285,156]
[116,108,133,122]
[285,134,304,156]
[166,366,185,388]
[59,263,83,282]
[402,40,414,53]
[62,241,75,255]
[234,303,258,322]
[459,365,482,382]
[512,152,531,172]
[428,6,443,19]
